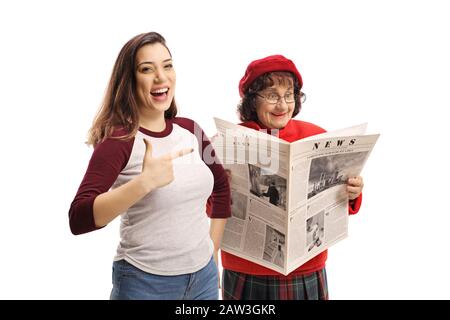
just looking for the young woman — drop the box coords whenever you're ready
[222,54,364,300]
[69,32,230,300]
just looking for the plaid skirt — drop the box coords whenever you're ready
[222,268,328,300]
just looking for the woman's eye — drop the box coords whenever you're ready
[164,64,173,70]
[141,67,154,73]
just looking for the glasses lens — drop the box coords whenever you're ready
[260,92,296,103]
[266,93,279,104]
[284,92,295,103]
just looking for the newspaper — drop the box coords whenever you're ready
[212,118,379,275]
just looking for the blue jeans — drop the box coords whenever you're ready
[110,256,218,300]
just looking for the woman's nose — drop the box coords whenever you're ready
[154,69,168,83]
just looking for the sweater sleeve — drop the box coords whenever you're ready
[173,118,231,218]
[348,193,362,215]
[68,136,134,235]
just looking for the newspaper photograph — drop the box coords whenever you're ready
[213,118,379,275]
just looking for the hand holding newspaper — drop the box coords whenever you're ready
[212,118,379,275]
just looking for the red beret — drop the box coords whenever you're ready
[238,55,303,97]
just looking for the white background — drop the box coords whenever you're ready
[1,0,449,299]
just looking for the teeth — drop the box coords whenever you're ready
[151,88,168,94]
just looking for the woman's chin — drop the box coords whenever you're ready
[148,101,171,112]
[269,119,289,129]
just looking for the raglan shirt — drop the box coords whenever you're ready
[69,118,231,276]
[221,119,362,276]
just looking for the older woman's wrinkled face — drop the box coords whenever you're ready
[255,76,295,129]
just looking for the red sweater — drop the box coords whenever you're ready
[221,119,362,276]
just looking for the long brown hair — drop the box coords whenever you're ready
[87,32,177,146]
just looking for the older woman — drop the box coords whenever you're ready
[222,55,364,300]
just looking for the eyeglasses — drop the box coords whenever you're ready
[256,92,296,104]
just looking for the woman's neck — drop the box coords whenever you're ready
[139,111,166,132]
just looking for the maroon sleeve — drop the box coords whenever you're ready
[173,118,231,218]
[69,135,134,235]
